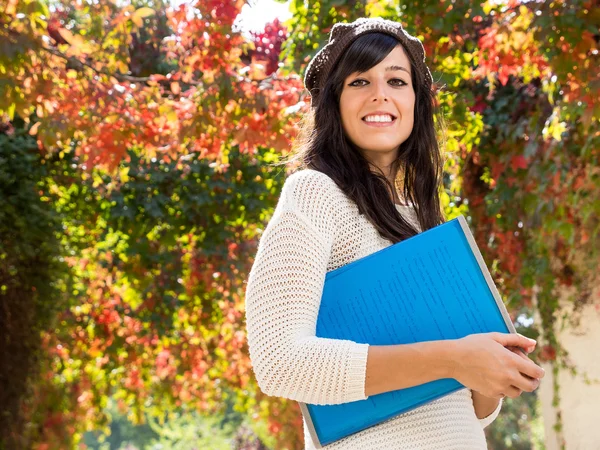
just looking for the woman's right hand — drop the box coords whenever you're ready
[451,332,545,399]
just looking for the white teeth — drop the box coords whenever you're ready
[364,115,393,122]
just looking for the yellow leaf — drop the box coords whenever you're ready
[166,110,177,122]
[519,5,529,17]
[58,28,92,54]
[7,103,15,120]
[131,14,143,28]
[483,0,493,15]
[117,60,129,74]
[105,114,120,124]
[440,190,450,208]
[552,122,566,141]
[134,7,155,18]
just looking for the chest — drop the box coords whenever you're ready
[327,205,420,272]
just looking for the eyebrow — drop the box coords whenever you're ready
[385,65,410,75]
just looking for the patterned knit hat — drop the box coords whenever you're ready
[303,17,433,105]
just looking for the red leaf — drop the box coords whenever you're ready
[539,345,557,362]
[510,155,528,172]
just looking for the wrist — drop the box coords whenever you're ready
[444,338,462,380]
[471,389,502,419]
[430,339,461,380]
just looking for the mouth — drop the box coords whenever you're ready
[362,114,397,126]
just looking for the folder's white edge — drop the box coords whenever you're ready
[456,215,517,334]
[298,402,322,448]
[298,215,516,450]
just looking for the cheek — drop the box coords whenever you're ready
[338,96,348,123]
[339,107,351,132]
[339,97,359,130]
[400,98,416,123]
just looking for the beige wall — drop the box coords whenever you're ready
[534,284,600,450]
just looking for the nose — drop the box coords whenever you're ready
[372,79,388,102]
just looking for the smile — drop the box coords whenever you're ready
[362,114,397,127]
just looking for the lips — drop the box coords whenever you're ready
[362,117,396,127]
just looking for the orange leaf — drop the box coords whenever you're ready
[29,122,41,135]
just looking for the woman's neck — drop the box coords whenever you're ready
[392,166,408,206]
[367,160,408,206]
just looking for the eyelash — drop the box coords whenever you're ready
[349,78,407,87]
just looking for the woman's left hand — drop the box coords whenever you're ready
[502,344,541,397]
[470,341,541,400]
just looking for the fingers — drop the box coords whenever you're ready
[504,345,544,393]
[503,385,524,399]
[493,332,537,351]
[510,351,545,380]
[506,345,529,359]
[510,371,541,392]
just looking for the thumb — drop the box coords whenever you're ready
[492,332,536,349]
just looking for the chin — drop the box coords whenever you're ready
[358,143,404,153]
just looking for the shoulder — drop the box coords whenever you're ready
[276,169,343,236]
[280,169,341,210]
[283,169,339,194]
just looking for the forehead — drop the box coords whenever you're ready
[377,45,411,71]
[358,44,411,75]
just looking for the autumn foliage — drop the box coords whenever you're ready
[0,0,598,448]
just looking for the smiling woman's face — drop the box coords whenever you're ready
[339,44,415,161]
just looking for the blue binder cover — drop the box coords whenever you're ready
[298,215,516,448]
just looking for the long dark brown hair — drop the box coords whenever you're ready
[280,32,447,243]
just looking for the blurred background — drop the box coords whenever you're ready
[1,0,599,449]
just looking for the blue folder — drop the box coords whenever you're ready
[298,215,516,448]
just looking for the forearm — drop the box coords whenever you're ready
[471,390,501,419]
[365,340,457,397]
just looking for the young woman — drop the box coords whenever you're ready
[244,17,545,449]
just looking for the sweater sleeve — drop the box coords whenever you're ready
[478,397,503,428]
[244,170,370,405]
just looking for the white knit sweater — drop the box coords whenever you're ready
[244,169,502,449]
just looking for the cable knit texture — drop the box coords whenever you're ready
[244,169,502,449]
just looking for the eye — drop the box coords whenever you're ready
[348,79,368,87]
[348,78,407,87]
[389,78,407,86]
